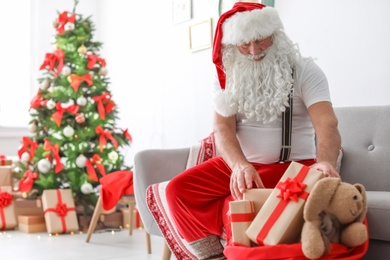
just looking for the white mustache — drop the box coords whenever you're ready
[246,52,266,61]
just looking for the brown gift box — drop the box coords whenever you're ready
[100,211,123,228]
[18,215,47,233]
[14,198,44,218]
[243,188,273,214]
[246,162,323,246]
[0,186,17,230]
[120,208,142,229]
[0,166,13,186]
[41,189,79,234]
[229,200,255,246]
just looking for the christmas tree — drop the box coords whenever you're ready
[14,0,132,215]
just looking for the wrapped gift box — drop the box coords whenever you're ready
[229,200,255,246]
[100,211,123,228]
[18,215,47,233]
[0,155,12,166]
[41,189,79,234]
[14,198,44,218]
[243,188,273,214]
[0,186,17,230]
[120,207,142,229]
[0,165,12,186]
[246,162,323,246]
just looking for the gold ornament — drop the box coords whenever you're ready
[78,44,87,55]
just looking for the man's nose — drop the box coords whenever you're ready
[248,42,262,55]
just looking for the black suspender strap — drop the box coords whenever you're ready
[279,72,294,163]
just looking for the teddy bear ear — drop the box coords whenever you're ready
[354,183,368,223]
[304,177,341,221]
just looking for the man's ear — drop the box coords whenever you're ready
[304,177,341,221]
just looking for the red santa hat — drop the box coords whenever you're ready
[212,3,284,89]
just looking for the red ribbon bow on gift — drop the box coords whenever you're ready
[52,102,79,127]
[56,11,76,34]
[92,92,115,120]
[87,54,106,69]
[85,154,106,182]
[18,170,39,192]
[95,126,118,152]
[43,139,63,173]
[276,177,308,202]
[0,188,13,230]
[121,128,133,142]
[18,137,38,162]
[40,49,65,74]
[0,191,12,209]
[44,190,76,233]
[29,92,48,110]
[68,73,93,92]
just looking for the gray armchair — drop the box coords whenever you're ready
[134,105,390,260]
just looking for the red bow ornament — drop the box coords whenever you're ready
[18,170,39,192]
[95,126,119,152]
[17,137,38,162]
[29,92,48,110]
[87,54,106,69]
[121,128,133,142]
[39,49,65,74]
[92,92,115,120]
[68,73,93,92]
[85,154,106,182]
[56,11,76,35]
[43,139,63,173]
[52,102,79,127]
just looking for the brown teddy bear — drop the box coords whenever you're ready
[301,177,368,259]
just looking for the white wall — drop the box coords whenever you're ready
[2,0,389,161]
[276,0,390,107]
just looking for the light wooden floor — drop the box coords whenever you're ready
[0,227,170,260]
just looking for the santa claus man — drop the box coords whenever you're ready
[166,3,341,259]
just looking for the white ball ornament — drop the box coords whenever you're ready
[28,123,37,133]
[108,151,119,162]
[81,183,94,194]
[21,152,30,163]
[62,66,71,76]
[75,154,87,168]
[76,96,87,106]
[46,99,56,110]
[99,67,108,76]
[37,158,51,173]
[64,22,75,31]
[63,125,74,137]
[40,79,50,90]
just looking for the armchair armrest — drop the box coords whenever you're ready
[133,148,190,236]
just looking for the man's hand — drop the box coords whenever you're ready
[230,163,264,200]
[310,161,340,178]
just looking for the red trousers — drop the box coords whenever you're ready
[165,157,316,242]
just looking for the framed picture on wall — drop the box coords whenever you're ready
[189,19,213,52]
[173,0,192,24]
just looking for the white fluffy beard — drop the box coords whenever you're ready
[221,32,297,124]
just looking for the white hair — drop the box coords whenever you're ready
[220,31,300,123]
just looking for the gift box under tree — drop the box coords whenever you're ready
[18,215,47,233]
[41,189,79,233]
[0,186,17,230]
[246,162,323,246]
[0,155,13,186]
